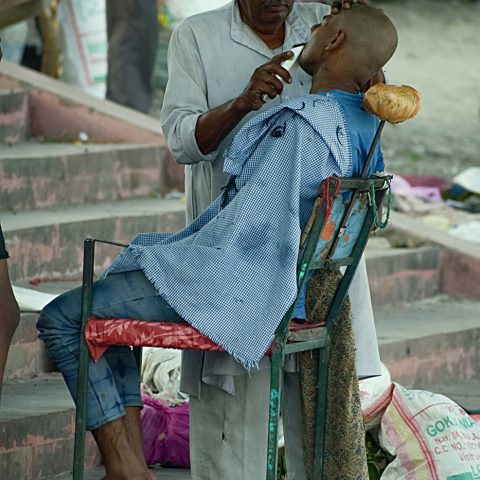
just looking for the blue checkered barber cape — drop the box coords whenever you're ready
[104,93,354,368]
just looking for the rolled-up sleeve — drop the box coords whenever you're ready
[160,21,219,165]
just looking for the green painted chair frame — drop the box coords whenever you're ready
[71,174,390,480]
[265,175,390,479]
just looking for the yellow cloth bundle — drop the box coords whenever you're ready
[364,83,421,124]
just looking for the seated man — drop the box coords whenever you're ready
[37,5,397,480]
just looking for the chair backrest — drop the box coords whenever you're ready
[275,175,391,342]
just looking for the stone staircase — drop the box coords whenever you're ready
[0,62,186,479]
[1,62,479,479]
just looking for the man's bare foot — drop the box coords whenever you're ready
[146,469,157,480]
[92,417,151,480]
[124,407,148,467]
[124,408,156,480]
[100,473,155,480]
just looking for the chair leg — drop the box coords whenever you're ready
[73,333,90,480]
[133,346,142,375]
[314,343,330,478]
[73,239,95,480]
[266,348,284,480]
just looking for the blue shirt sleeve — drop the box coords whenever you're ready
[375,146,385,173]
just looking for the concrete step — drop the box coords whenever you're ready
[428,379,480,414]
[48,466,191,480]
[0,142,177,211]
[1,296,478,479]
[384,211,480,300]
[366,245,441,307]
[0,375,190,480]
[0,89,28,145]
[0,62,185,195]
[376,296,480,388]
[0,376,100,480]
[4,313,55,380]
[1,197,186,284]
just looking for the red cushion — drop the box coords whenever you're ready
[85,318,223,362]
[85,317,327,362]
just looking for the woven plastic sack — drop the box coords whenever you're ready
[359,363,393,430]
[57,0,107,98]
[379,383,480,479]
[141,394,190,468]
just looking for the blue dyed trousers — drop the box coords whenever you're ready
[37,270,182,430]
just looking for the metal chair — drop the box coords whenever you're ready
[71,173,390,480]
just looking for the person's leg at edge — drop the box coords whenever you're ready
[0,258,20,400]
[37,270,182,479]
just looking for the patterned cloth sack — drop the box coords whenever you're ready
[301,269,368,480]
[379,384,480,479]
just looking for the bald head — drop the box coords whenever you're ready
[299,5,398,88]
[338,5,398,75]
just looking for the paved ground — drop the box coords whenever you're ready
[374,295,480,344]
[426,380,480,414]
[64,466,191,480]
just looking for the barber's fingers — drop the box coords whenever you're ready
[240,72,285,111]
[269,51,295,65]
[244,51,294,106]
[331,1,343,12]
[258,71,285,92]
[332,0,368,14]
[260,82,281,100]
[257,52,294,84]
[257,67,288,103]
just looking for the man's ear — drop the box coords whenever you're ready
[326,30,346,51]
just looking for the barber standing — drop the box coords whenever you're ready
[160,1,375,479]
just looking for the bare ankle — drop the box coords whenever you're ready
[93,417,149,480]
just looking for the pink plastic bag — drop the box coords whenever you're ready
[141,394,190,468]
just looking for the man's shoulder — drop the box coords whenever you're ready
[278,94,340,119]
[244,94,338,132]
[176,2,232,32]
[270,93,348,140]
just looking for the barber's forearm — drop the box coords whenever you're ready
[195,97,252,155]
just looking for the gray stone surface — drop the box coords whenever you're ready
[0,376,100,480]
[50,466,191,480]
[0,89,28,144]
[428,380,480,413]
[375,296,480,342]
[1,197,185,232]
[1,198,186,283]
[366,246,441,307]
[376,296,480,388]
[0,143,173,210]
[0,61,164,139]
[4,313,55,380]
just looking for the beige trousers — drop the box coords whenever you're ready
[189,369,307,480]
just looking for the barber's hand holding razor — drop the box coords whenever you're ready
[236,51,294,112]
